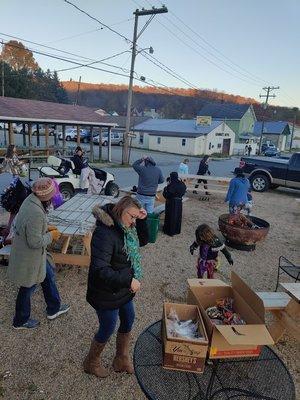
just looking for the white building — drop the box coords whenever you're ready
[131,118,235,156]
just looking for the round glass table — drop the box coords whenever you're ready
[134,321,295,400]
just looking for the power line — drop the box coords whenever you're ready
[154,0,272,86]
[54,50,130,73]
[63,0,131,44]
[0,32,94,63]
[47,17,134,44]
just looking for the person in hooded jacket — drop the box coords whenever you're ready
[225,168,251,214]
[194,155,211,197]
[133,156,164,214]
[84,196,148,378]
[163,172,186,236]
[71,146,86,176]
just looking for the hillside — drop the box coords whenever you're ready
[62,80,257,118]
[62,80,298,122]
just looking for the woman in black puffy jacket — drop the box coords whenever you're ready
[84,196,147,378]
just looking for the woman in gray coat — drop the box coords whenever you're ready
[8,178,70,329]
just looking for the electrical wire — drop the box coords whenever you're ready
[48,17,134,44]
[54,50,130,73]
[63,0,131,44]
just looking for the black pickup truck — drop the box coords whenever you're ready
[239,153,300,192]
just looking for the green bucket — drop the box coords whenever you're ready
[147,213,160,243]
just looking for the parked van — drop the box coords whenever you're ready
[93,131,123,146]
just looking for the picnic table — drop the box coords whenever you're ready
[134,321,295,400]
[48,193,116,267]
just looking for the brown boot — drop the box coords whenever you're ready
[83,339,109,378]
[112,332,134,374]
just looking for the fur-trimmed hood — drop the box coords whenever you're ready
[92,203,116,227]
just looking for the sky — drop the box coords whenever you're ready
[1,0,299,108]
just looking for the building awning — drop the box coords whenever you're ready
[0,97,117,128]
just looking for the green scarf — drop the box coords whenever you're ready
[122,226,142,280]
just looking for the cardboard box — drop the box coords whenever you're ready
[187,272,274,359]
[162,302,208,374]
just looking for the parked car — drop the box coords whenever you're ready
[263,148,281,157]
[261,143,276,153]
[238,152,300,192]
[93,132,123,146]
[58,128,89,141]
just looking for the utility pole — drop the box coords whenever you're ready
[1,40,4,97]
[258,86,280,154]
[122,5,168,165]
[75,76,81,105]
[289,107,298,151]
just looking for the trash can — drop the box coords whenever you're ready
[147,213,160,243]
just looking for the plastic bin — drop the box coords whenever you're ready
[147,213,160,243]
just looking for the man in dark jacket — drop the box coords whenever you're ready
[132,156,164,213]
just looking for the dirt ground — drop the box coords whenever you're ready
[0,188,299,400]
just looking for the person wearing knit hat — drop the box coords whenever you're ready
[7,178,70,330]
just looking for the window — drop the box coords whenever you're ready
[209,142,212,150]
[139,133,144,144]
[215,133,223,136]
[217,143,222,149]
[182,138,186,146]
[157,137,161,144]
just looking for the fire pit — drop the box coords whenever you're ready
[218,213,270,251]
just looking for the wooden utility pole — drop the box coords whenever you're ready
[75,76,81,105]
[289,107,298,151]
[1,40,4,97]
[122,6,168,164]
[8,122,14,144]
[258,86,280,154]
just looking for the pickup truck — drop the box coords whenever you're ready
[239,152,300,192]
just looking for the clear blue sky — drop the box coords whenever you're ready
[1,0,299,108]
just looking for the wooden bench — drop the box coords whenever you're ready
[179,174,230,196]
[256,291,300,342]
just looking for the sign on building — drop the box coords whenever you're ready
[196,116,212,126]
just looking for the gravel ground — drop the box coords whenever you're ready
[0,188,299,400]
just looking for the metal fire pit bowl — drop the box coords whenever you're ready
[218,213,270,251]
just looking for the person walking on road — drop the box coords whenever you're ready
[8,177,70,329]
[194,155,211,199]
[178,158,189,175]
[133,156,164,214]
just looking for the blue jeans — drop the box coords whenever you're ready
[13,261,61,326]
[136,194,155,214]
[95,300,135,343]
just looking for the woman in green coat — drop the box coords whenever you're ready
[8,178,70,329]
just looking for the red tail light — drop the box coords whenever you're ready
[239,160,245,168]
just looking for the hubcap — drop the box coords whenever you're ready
[61,191,71,201]
[253,177,265,190]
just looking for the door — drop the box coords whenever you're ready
[222,139,231,155]
[286,155,300,188]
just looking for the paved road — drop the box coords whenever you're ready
[0,131,240,192]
